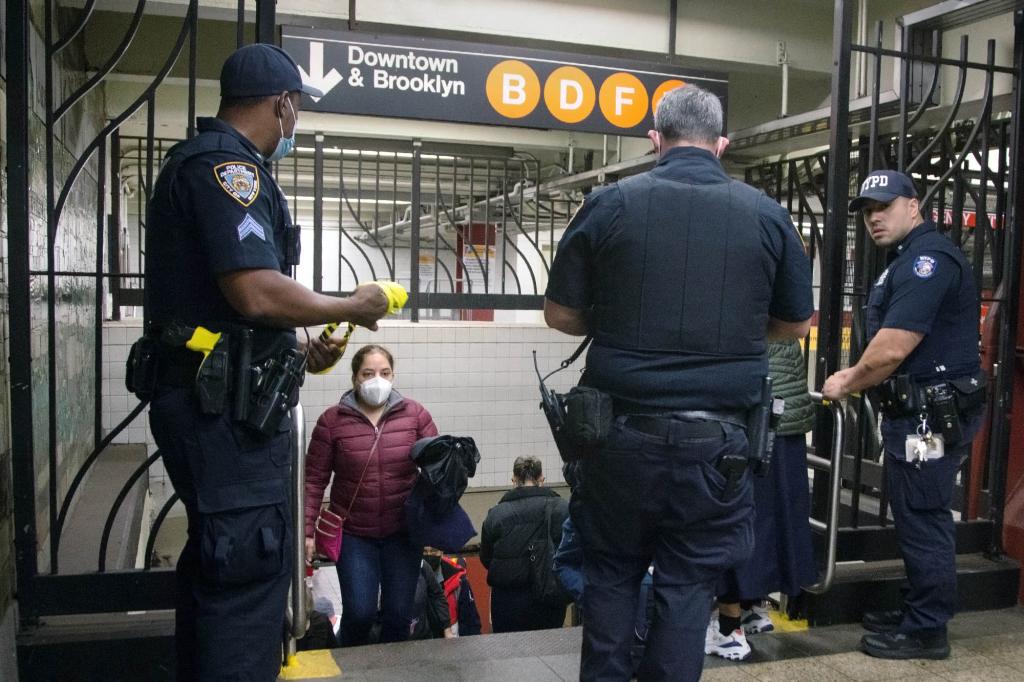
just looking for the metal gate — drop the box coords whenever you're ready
[744,1,1024,576]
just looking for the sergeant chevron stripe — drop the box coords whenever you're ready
[237,214,266,241]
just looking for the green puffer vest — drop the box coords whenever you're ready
[768,339,815,435]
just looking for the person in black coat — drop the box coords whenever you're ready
[481,457,569,633]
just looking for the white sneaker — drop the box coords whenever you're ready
[741,604,775,634]
[705,627,753,661]
[704,610,720,647]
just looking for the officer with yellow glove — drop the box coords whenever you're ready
[138,44,389,681]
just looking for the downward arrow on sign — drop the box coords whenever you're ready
[297,41,342,102]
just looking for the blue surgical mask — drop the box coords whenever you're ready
[267,98,296,162]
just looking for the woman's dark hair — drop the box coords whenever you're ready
[512,456,543,484]
[350,344,394,376]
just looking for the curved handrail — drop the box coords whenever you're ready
[804,391,845,595]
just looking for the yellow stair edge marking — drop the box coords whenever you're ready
[769,608,809,633]
[279,650,342,679]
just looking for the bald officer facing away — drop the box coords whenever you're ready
[544,84,813,682]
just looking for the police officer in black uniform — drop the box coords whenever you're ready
[823,170,985,661]
[544,84,813,682]
[144,44,388,680]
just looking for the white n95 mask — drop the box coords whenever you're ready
[358,376,392,406]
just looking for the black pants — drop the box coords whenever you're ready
[149,387,293,682]
[885,445,968,633]
[574,418,754,682]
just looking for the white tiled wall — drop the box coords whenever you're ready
[103,320,584,489]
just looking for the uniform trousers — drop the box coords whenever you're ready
[885,444,969,634]
[573,418,754,682]
[150,387,293,682]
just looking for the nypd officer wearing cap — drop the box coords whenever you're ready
[145,44,388,680]
[544,84,813,681]
[823,170,985,661]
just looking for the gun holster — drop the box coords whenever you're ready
[125,335,160,400]
[194,333,232,415]
[563,385,614,449]
[747,376,778,477]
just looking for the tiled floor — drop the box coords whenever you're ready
[286,607,1024,681]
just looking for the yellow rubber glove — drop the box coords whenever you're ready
[314,281,408,374]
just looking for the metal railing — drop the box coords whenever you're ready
[286,403,308,663]
[804,391,846,595]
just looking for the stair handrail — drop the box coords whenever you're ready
[804,391,845,594]
[287,403,308,656]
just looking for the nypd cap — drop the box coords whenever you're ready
[220,43,323,99]
[849,170,917,212]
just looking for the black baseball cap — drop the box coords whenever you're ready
[849,170,917,212]
[220,43,323,98]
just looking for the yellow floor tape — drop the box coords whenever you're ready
[279,650,342,679]
[769,608,809,633]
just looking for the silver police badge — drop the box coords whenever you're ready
[214,161,260,207]
[913,255,937,278]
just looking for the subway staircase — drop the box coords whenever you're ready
[799,519,1019,626]
[14,463,1020,680]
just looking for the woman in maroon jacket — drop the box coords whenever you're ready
[304,344,438,646]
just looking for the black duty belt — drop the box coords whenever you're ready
[622,414,732,443]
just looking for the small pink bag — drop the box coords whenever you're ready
[314,507,344,562]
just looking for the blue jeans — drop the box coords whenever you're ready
[336,531,421,646]
[574,418,754,682]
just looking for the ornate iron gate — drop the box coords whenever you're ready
[745,1,1024,557]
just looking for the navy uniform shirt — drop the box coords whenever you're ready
[545,146,813,412]
[866,220,980,380]
[145,117,297,355]
[867,220,982,448]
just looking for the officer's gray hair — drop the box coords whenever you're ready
[654,85,723,145]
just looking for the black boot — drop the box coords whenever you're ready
[861,609,903,633]
[861,630,950,660]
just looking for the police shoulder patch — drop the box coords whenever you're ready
[913,254,937,279]
[214,161,260,207]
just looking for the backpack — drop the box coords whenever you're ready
[527,499,572,607]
